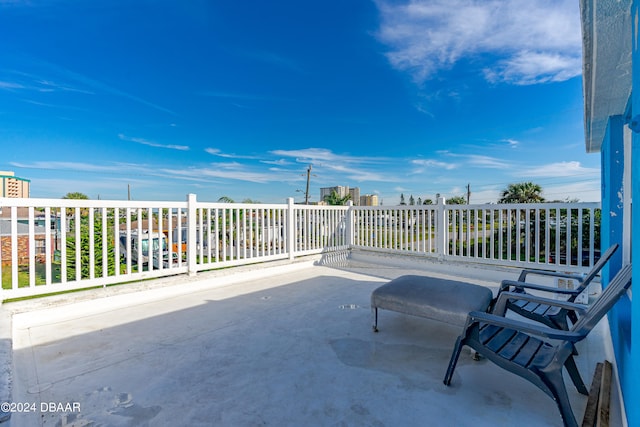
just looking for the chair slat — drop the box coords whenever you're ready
[530,342,556,367]
[478,323,501,343]
[498,331,529,360]
[511,338,543,367]
[485,327,518,352]
[531,303,552,316]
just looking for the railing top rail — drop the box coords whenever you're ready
[0,197,188,209]
[195,202,288,209]
[292,204,350,211]
[1,197,601,211]
[352,205,438,211]
[352,202,601,211]
[452,202,601,209]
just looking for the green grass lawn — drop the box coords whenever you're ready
[1,263,64,289]
[2,261,144,290]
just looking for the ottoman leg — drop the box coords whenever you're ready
[372,307,379,332]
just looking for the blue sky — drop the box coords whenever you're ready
[0,0,599,204]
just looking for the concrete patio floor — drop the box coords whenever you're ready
[2,252,625,426]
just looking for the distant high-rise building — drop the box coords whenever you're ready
[320,186,348,202]
[360,194,379,206]
[320,186,361,205]
[349,187,360,206]
[0,171,30,198]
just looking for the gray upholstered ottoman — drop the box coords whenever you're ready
[371,275,494,331]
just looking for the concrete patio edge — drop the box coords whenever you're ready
[0,305,11,424]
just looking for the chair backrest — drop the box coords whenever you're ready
[571,263,632,337]
[578,243,619,290]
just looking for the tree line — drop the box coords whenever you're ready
[62,181,565,208]
[400,181,574,206]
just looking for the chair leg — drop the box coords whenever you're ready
[443,336,465,386]
[544,371,579,427]
[564,356,588,395]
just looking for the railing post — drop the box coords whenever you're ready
[187,193,198,276]
[287,197,295,260]
[436,197,447,260]
[346,201,354,248]
[11,206,18,289]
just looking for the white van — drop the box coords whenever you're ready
[119,231,174,269]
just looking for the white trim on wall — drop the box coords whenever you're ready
[624,125,633,266]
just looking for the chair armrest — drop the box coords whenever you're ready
[517,269,585,283]
[466,311,583,342]
[492,291,589,316]
[499,279,584,295]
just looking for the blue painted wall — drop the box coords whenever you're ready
[601,116,633,425]
[601,115,624,280]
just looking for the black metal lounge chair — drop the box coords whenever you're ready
[443,264,632,427]
[495,244,618,330]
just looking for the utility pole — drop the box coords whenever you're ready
[128,184,131,201]
[466,183,471,204]
[304,164,312,205]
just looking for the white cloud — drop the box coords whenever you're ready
[464,154,512,169]
[520,161,599,178]
[345,170,390,182]
[204,148,259,160]
[469,188,501,204]
[0,81,24,89]
[502,138,519,148]
[484,51,582,85]
[543,180,601,202]
[270,147,398,183]
[271,148,347,163]
[10,160,124,173]
[393,186,411,193]
[11,159,297,186]
[374,0,581,85]
[119,134,189,151]
[31,60,176,115]
[411,159,458,170]
[261,159,291,166]
[29,177,146,198]
[162,163,298,184]
[270,148,389,165]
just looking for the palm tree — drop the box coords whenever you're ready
[61,192,90,217]
[323,190,351,206]
[499,182,545,203]
[447,196,467,205]
[63,192,89,200]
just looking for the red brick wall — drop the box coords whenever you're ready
[1,235,50,265]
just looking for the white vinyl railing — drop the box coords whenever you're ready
[0,195,600,301]
[352,200,601,269]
